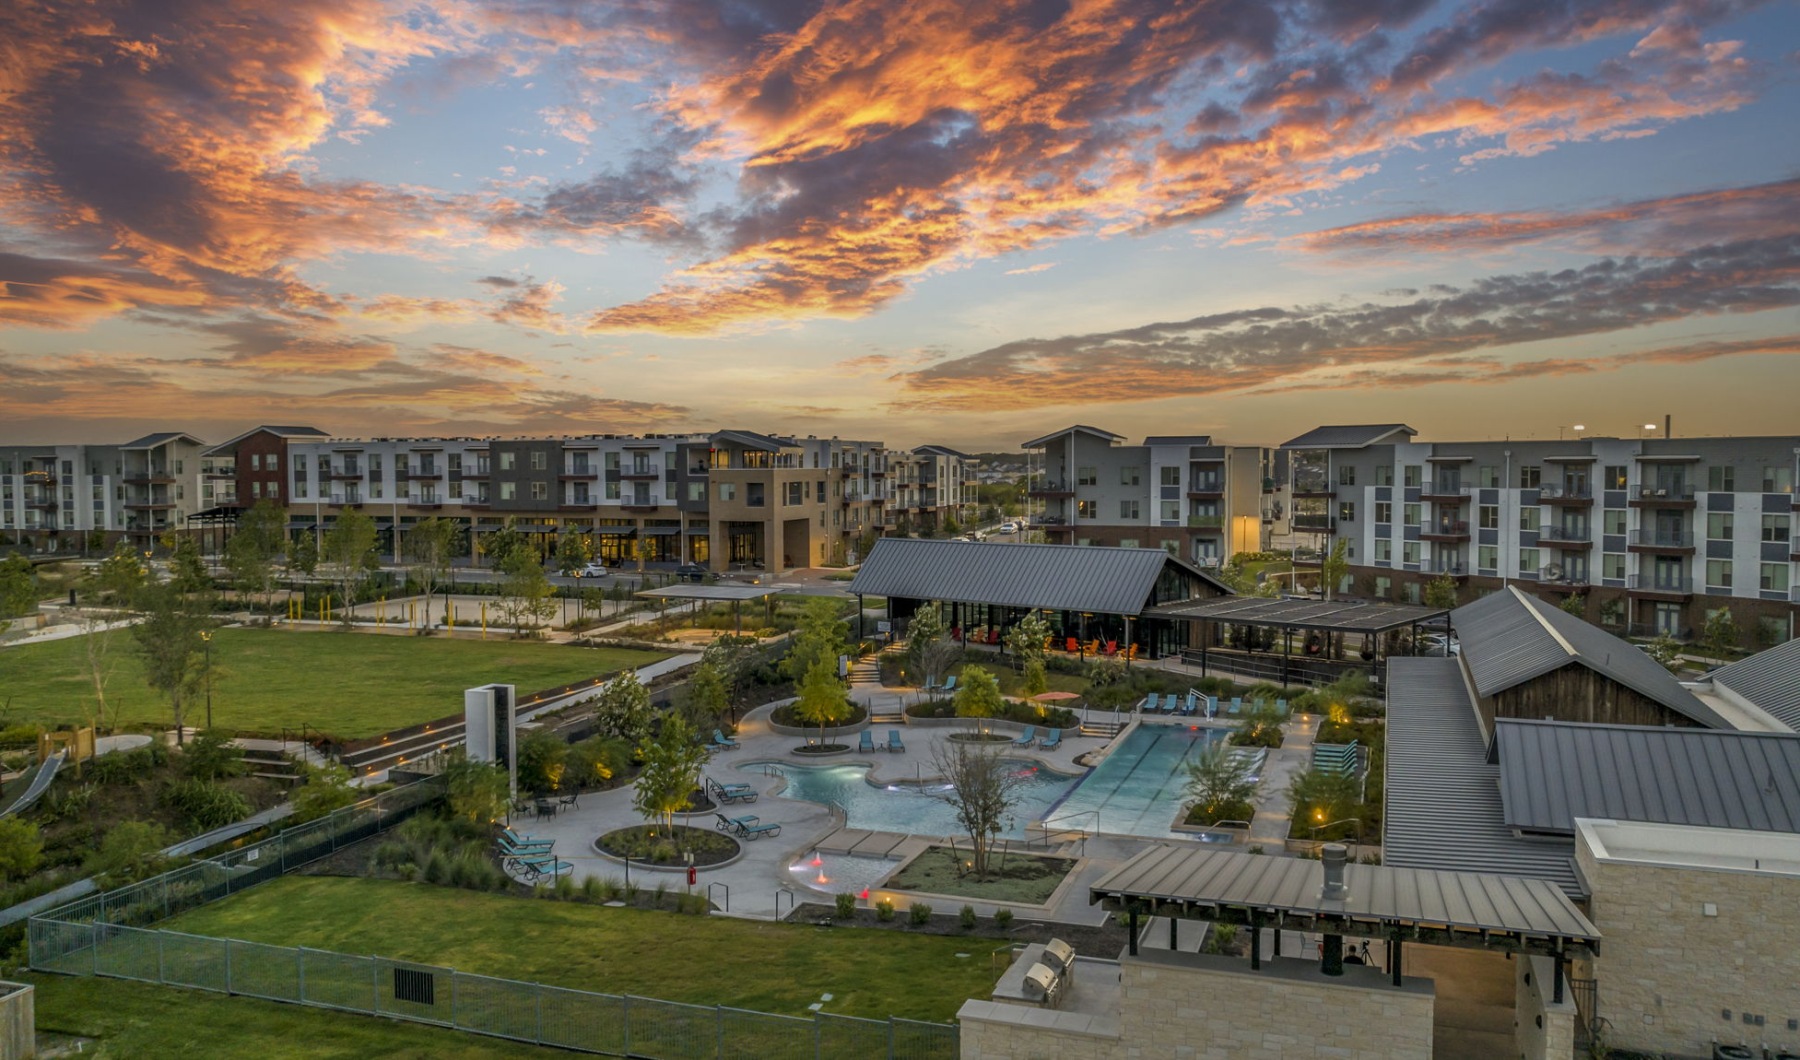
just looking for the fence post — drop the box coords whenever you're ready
[716,1004,724,1059]
[90,922,98,976]
[622,995,631,1055]
[297,946,306,1002]
[888,1017,895,1060]
[158,931,166,984]
[813,1012,821,1060]
[535,982,544,1044]
[450,971,458,1029]
[224,938,233,994]
[372,956,381,1013]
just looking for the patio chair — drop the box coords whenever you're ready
[1065,636,1080,653]
[1205,695,1219,718]
[714,812,759,832]
[498,833,553,858]
[1012,725,1037,747]
[1037,729,1062,751]
[887,730,906,753]
[1275,698,1288,717]
[1229,697,1243,715]
[1138,693,1161,713]
[1104,640,1118,656]
[501,827,547,849]
[858,730,876,753]
[514,855,573,882]
[941,675,958,694]
[705,776,757,804]
[1181,692,1200,716]
[712,729,740,751]
[736,820,782,840]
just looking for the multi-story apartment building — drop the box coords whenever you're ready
[1021,425,1281,566]
[886,445,977,534]
[0,433,207,553]
[1282,424,1800,643]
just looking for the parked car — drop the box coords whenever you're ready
[566,561,608,578]
[674,562,709,582]
[1417,632,1460,657]
[998,521,1019,534]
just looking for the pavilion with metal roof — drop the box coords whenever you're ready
[1708,637,1800,731]
[1142,595,1449,687]
[635,583,789,635]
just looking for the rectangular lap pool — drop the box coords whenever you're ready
[1040,725,1228,837]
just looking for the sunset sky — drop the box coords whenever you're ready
[2,0,1797,450]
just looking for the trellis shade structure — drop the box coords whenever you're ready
[633,585,787,603]
[1090,843,1598,957]
[847,538,1229,616]
[1144,596,1448,634]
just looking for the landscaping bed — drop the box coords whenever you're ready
[903,699,1077,729]
[595,824,739,867]
[767,703,868,730]
[885,846,1075,905]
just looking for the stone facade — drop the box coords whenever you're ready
[1578,832,1800,1057]
[1514,954,1577,1060]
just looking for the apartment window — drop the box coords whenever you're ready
[1120,466,1141,487]
[250,454,262,471]
[396,480,410,500]
[1762,515,1791,542]
[1338,501,1355,522]
[816,480,826,501]
[1403,503,1420,526]
[1478,546,1498,570]
[1375,501,1392,524]
[1476,465,1497,488]
[370,481,383,499]
[530,482,548,501]
[1160,466,1180,487]
[499,452,516,471]
[1603,510,1627,535]
[525,451,543,471]
[605,481,620,499]
[499,482,516,500]
[1604,465,1627,489]
[1117,539,1138,550]
[1764,466,1795,493]
[1403,542,1420,565]
[1519,507,1540,532]
[1708,466,1735,491]
[449,481,462,499]
[1762,564,1791,592]
[786,482,803,505]
[1518,547,1539,572]
[1119,500,1140,520]
[1375,465,1393,486]
[1374,539,1392,563]
[688,482,705,502]
[1707,513,1734,540]
[1338,465,1356,486]
[1160,501,1179,522]
[1519,466,1540,489]
[1075,466,1096,486]
[747,483,765,507]
[1403,465,1420,488]
[1374,575,1391,598]
[1077,500,1097,519]
[718,483,736,502]
[1162,540,1179,556]
[295,455,307,474]
[1603,553,1626,580]
[1478,505,1498,530]
[369,455,381,473]
[174,460,183,474]
[251,481,263,499]
[604,452,620,471]
[1706,559,1733,588]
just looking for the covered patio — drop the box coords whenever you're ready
[1145,596,1449,687]
[633,583,789,636]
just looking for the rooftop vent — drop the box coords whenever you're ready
[1321,843,1349,901]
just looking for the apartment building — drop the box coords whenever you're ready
[0,433,207,553]
[1282,424,1800,643]
[886,445,978,534]
[1021,425,1282,567]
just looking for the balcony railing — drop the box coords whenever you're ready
[1538,566,1589,586]
[1187,515,1224,529]
[1539,525,1592,543]
[1626,575,1693,595]
[1421,484,1472,501]
[1629,484,1695,504]
[1425,561,1468,577]
[1291,515,1336,533]
[1628,623,1693,641]
[621,464,661,479]
[1292,480,1334,498]
[1628,529,1695,549]
[1422,520,1470,540]
[1187,479,1224,496]
[1538,484,1593,503]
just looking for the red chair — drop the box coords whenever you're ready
[1104,640,1118,656]
[1065,636,1080,653]
[986,629,1001,645]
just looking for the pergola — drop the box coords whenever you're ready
[1143,596,1450,686]
[633,583,788,635]
[1091,843,1599,1000]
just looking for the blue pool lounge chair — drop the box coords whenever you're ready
[712,729,739,750]
[941,676,958,694]
[1037,729,1062,751]
[858,730,876,753]
[887,730,906,753]
[1012,725,1037,746]
[714,812,758,832]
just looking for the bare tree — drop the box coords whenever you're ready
[931,741,1027,880]
[404,517,463,633]
[906,602,960,689]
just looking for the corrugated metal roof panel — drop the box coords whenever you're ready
[1710,638,1800,730]
[1384,658,1585,896]
[1451,587,1723,728]
[1279,424,1416,449]
[1147,596,1448,633]
[846,539,1229,616]
[1494,719,1800,835]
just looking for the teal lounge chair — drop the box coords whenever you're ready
[712,729,739,750]
[858,730,876,753]
[1229,697,1243,715]
[513,855,573,881]
[941,676,958,694]
[1012,725,1037,746]
[1139,693,1161,713]
[715,812,758,832]
[737,820,782,840]
[1037,729,1062,751]
[887,730,906,753]
[705,776,757,804]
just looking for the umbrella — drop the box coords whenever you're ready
[1031,691,1081,701]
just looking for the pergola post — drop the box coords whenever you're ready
[1281,626,1291,687]
[856,593,864,640]
[1249,911,1261,970]
[1127,909,1139,957]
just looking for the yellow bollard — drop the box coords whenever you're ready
[481,602,488,639]
[447,602,454,629]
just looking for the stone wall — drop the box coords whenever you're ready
[1514,954,1577,1060]
[1578,839,1800,1057]
[959,1000,1123,1060]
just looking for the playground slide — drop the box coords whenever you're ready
[0,752,66,819]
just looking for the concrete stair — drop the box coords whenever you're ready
[1079,718,1127,738]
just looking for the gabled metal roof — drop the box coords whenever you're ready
[120,431,206,450]
[1710,638,1800,731]
[1142,435,1214,446]
[1494,719,1800,835]
[847,539,1230,616]
[1450,587,1724,728]
[1089,842,1597,945]
[203,425,329,456]
[1384,658,1585,896]
[1279,424,1415,449]
[1019,425,1125,449]
[911,444,971,459]
[710,429,791,451]
[1146,596,1447,634]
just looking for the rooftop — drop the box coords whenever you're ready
[1145,595,1447,634]
[1020,425,1126,449]
[1708,637,1800,731]
[1279,424,1416,449]
[1576,818,1800,878]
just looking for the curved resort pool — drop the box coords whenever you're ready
[740,759,1077,839]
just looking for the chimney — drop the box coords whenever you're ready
[1321,843,1349,900]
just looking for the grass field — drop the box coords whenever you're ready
[167,876,999,1021]
[0,628,670,739]
[27,974,551,1059]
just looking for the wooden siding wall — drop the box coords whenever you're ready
[1476,664,1700,730]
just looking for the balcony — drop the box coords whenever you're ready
[1538,484,1593,505]
[1424,561,1469,579]
[1186,480,1224,499]
[327,468,364,480]
[1291,514,1336,534]
[1028,482,1074,498]
[1626,575,1693,599]
[1187,515,1224,530]
[1538,525,1593,549]
[328,495,363,508]
[621,464,661,480]
[124,474,175,486]
[1538,566,1589,589]
[398,467,442,480]
[408,501,443,511]
[124,501,174,511]
[1292,481,1334,499]
[1420,520,1470,542]
[1629,622,1693,641]
[1628,484,1695,508]
[1627,529,1696,553]
[560,469,599,481]
[25,499,58,511]
[1792,536,1800,561]
[621,502,660,513]
[1420,484,1472,503]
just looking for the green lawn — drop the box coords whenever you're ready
[0,628,670,739]
[27,974,549,1059]
[166,875,998,1022]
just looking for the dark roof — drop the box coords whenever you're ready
[1146,595,1447,634]
[1019,425,1125,449]
[636,585,785,602]
[1142,435,1213,446]
[1280,424,1415,449]
[1450,587,1724,728]
[912,444,972,459]
[1494,719,1800,835]
[1384,658,1584,896]
[1089,842,1596,945]
[1710,639,1800,730]
[710,429,791,451]
[847,539,1229,616]
[203,425,328,455]
[121,431,205,449]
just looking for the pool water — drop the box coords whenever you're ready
[743,760,1077,839]
[1042,725,1228,837]
[788,852,896,895]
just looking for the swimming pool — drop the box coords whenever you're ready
[1041,725,1228,837]
[741,759,1079,839]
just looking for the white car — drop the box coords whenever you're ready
[567,562,608,578]
[1417,633,1460,657]
[998,521,1019,534]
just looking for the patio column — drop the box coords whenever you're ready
[1249,912,1261,970]
[1127,909,1139,957]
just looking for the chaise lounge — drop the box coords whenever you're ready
[887,730,906,753]
[1012,725,1037,746]
[705,776,758,804]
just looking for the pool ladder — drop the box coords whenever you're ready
[761,764,786,778]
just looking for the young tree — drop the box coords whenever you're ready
[288,529,319,577]
[78,543,148,730]
[554,530,593,575]
[1288,767,1362,838]
[951,664,1005,734]
[1319,539,1350,601]
[481,520,526,572]
[593,672,654,746]
[161,530,211,598]
[181,727,245,780]
[632,714,709,843]
[94,540,149,606]
[0,817,44,881]
[289,763,359,823]
[442,752,511,824]
[224,499,287,615]
[132,581,208,744]
[1422,574,1460,610]
[1559,593,1587,618]
[784,597,847,683]
[1701,607,1740,660]
[321,508,378,623]
[85,820,172,886]
[496,547,557,635]
[0,554,38,620]
[405,516,463,633]
[931,741,1025,879]
[1184,742,1259,824]
[1004,611,1050,673]
[793,657,852,742]
[682,659,731,733]
[905,603,960,689]
[1021,656,1049,698]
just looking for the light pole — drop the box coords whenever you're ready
[1557,424,1586,441]
[199,629,214,730]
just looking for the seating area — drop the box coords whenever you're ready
[497,826,572,882]
[713,812,781,840]
[712,729,739,751]
[886,730,906,753]
[1312,740,1359,776]
[705,776,758,804]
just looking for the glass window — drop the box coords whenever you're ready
[1707,513,1734,540]
[1403,503,1420,526]
[688,482,705,502]
[1479,505,1499,530]
[1603,510,1627,535]
[1762,515,1790,542]
[1375,501,1392,524]
[1160,501,1179,521]
[1764,466,1795,493]
[718,483,736,501]
[1338,501,1355,522]
[1375,539,1392,562]
[499,482,516,500]
[1119,500,1140,519]
[448,454,462,473]
[1077,467,1097,486]
[1518,547,1539,572]
[1118,539,1138,550]
[530,481,547,500]
[1478,465,1499,488]
[1403,465,1420,488]
[1160,466,1180,486]
[1077,500,1097,519]
[1604,465,1628,489]
[530,452,547,471]
[1708,466,1735,491]
[1338,465,1356,486]
[1402,541,1420,565]
[1603,553,1626,580]
[1478,545,1498,569]
[1761,564,1790,592]
[786,482,803,505]
[1706,560,1733,588]
[1120,466,1142,486]
[499,452,516,471]
[250,454,262,471]
[1519,466,1541,488]
[369,455,381,473]
[605,481,619,499]
[1162,540,1179,556]
[370,481,383,499]
[1520,507,1540,532]
[449,481,462,499]
[1375,465,1393,486]
[1374,575,1391,597]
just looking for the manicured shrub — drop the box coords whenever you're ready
[909,902,932,926]
[834,892,858,920]
[959,904,977,931]
[555,874,577,900]
[876,899,896,922]
[994,909,1014,932]
[583,876,605,902]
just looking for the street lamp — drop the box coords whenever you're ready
[199,629,214,730]
[1640,423,1659,438]
[1557,424,1586,440]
